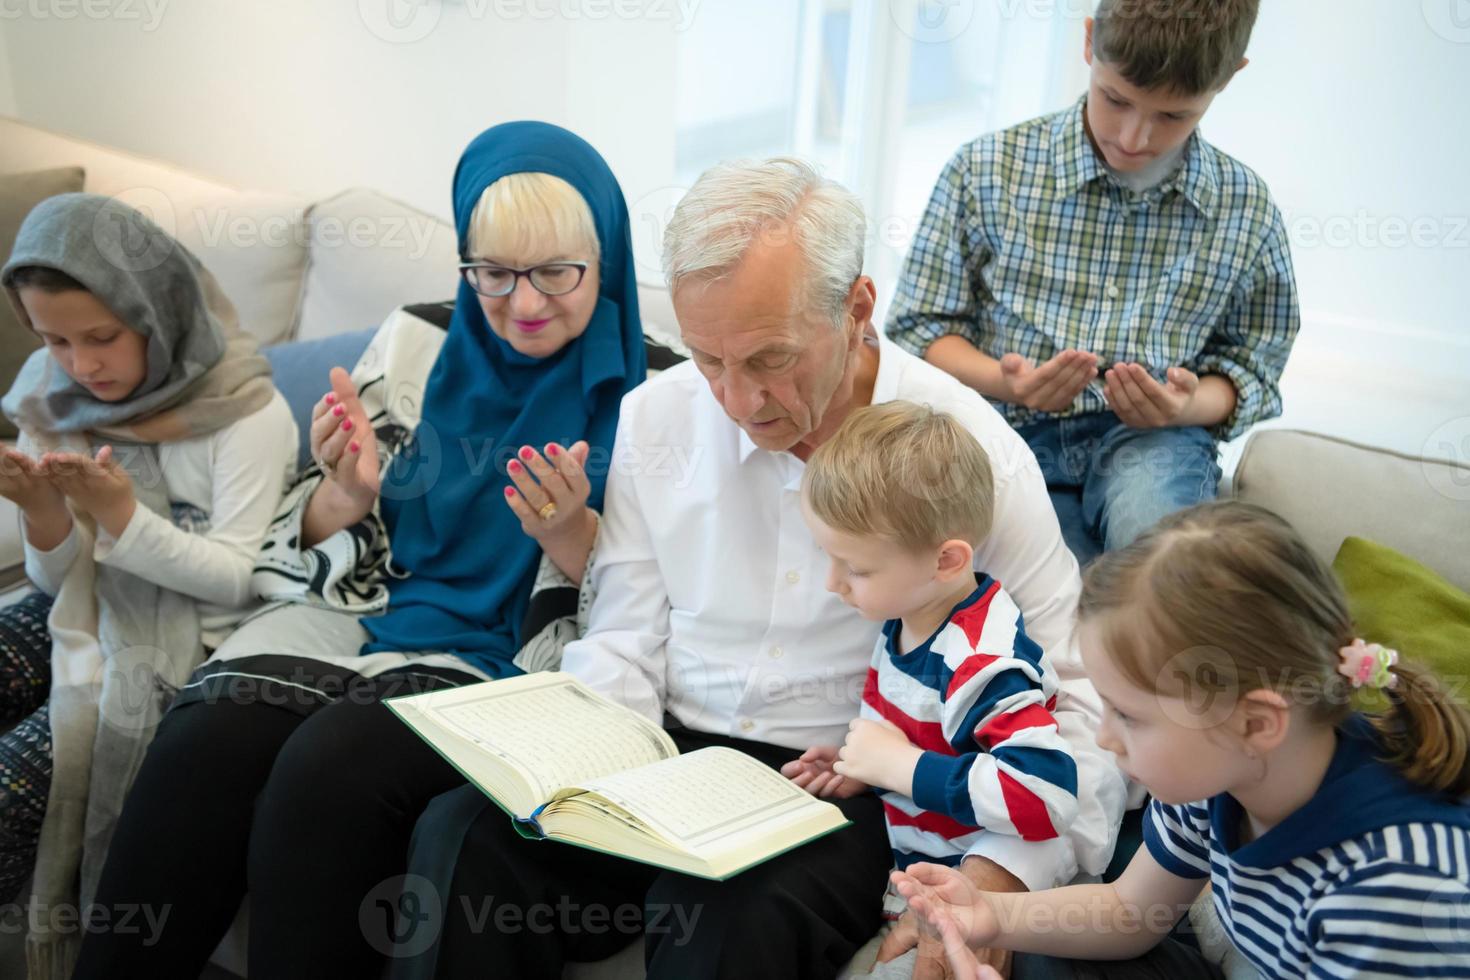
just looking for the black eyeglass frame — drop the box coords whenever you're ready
[457,260,590,298]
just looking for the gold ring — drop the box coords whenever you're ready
[538,502,558,522]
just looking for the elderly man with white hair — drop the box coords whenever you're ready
[396,159,1126,980]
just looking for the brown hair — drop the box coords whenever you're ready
[803,401,994,552]
[1093,0,1260,96]
[1079,501,1470,797]
[3,265,88,293]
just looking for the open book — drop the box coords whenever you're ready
[387,672,851,880]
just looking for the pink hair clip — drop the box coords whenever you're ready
[1337,638,1399,690]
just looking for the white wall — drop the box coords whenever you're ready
[1207,0,1470,458]
[1204,0,1469,360]
[0,0,678,241]
[0,18,16,117]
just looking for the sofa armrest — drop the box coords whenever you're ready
[1232,429,1470,592]
[0,498,24,593]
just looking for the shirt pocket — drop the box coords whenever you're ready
[981,221,1091,357]
[1126,250,1237,368]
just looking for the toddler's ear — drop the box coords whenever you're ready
[935,539,974,580]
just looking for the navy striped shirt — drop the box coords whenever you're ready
[1146,717,1470,978]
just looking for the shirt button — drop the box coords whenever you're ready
[1106,283,1121,299]
[786,570,800,584]
[771,646,784,659]
[739,719,755,733]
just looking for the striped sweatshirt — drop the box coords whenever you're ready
[861,574,1079,870]
[1146,715,1470,979]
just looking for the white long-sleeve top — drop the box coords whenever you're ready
[561,330,1127,891]
[21,391,298,647]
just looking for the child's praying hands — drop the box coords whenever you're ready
[834,716,923,797]
[892,863,1006,980]
[780,745,869,799]
[41,446,137,538]
[0,447,63,514]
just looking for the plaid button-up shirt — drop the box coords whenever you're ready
[886,96,1299,442]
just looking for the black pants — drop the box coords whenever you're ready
[1012,939,1224,980]
[395,725,893,980]
[71,663,474,980]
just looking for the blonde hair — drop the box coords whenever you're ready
[1080,501,1470,797]
[803,401,994,552]
[1093,0,1259,95]
[465,172,600,265]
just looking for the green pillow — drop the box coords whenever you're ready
[1,166,87,440]
[1333,536,1470,708]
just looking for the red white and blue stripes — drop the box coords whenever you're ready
[862,575,1079,869]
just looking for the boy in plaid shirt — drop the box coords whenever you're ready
[887,0,1299,566]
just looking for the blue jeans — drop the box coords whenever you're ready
[1016,415,1222,567]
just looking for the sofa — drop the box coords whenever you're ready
[2,115,1467,979]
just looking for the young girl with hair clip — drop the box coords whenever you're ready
[892,500,1470,980]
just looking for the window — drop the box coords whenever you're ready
[673,0,1081,321]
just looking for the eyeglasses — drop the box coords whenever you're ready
[458,261,589,298]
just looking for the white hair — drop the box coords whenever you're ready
[662,157,866,325]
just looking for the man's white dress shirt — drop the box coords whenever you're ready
[563,331,1126,890]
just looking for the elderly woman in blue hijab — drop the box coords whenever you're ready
[73,123,648,979]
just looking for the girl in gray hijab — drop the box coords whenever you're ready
[0,193,297,976]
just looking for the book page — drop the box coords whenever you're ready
[568,746,836,852]
[424,673,678,803]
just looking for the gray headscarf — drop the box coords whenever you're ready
[1,193,273,979]
[2,192,271,438]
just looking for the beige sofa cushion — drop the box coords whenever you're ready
[0,165,86,439]
[106,187,308,347]
[294,189,459,342]
[1233,429,1470,592]
[0,117,308,347]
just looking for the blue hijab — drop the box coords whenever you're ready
[362,123,646,674]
